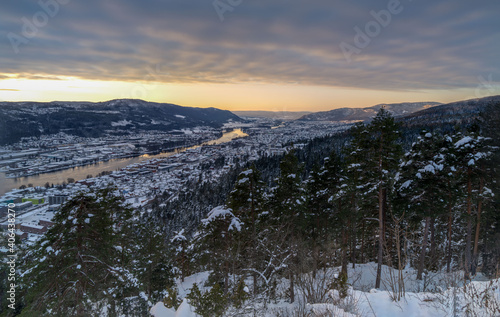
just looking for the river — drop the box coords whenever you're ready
[0,129,248,196]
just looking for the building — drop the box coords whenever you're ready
[48,195,68,205]
[39,219,54,228]
[47,204,61,212]
[22,197,45,205]
[20,224,47,235]
[16,201,33,211]
[16,231,28,240]
[0,205,8,218]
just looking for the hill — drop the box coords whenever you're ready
[298,102,441,121]
[0,99,242,145]
[402,95,500,127]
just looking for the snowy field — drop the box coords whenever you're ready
[150,263,500,317]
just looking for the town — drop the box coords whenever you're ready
[0,118,353,247]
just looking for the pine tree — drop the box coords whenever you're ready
[134,220,175,302]
[226,166,266,295]
[345,109,402,288]
[480,102,500,276]
[193,206,242,293]
[20,187,138,316]
[453,129,493,278]
[395,131,449,279]
[344,123,376,270]
[268,149,305,302]
[309,153,346,275]
[440,133,461,273]
[305,163,332,275]
[369,108,402,288]
[171,229,190,283]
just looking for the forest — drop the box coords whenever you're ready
[2,103,500,316]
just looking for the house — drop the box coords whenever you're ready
[39,219,55,228]
[20,224,47,235]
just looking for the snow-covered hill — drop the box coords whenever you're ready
[0,99,242,145]
[298,102,441,122]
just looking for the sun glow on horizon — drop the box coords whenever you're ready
[0,75,479,112]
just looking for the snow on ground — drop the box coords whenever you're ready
[150,302,176,317]
[150,300,198,317]
[150,272,210,317]
[176,271,212,298]
[270,264,498,316]
[151,264,500,316]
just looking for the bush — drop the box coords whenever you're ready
[329,271,349,299]
[186,283,228,317]
[163,286,181,310]
[232,279,249,309]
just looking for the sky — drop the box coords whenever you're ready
[1,0,499,111]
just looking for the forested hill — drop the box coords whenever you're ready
[298,95,500,125]
[0,99,242,145]
[298,102,441,121]
[402,95,500,128]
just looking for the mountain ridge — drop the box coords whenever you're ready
[298,102,442,121]
[403,95,500,124]
[0,99,242,145]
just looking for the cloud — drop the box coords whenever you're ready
[1,0,499,92]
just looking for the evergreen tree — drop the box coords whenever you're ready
[395,131,449,279]
[305,164,331,275]
[134,220,175,302]
[171,229,190,283]
[344,109,402,288]
[453,130,493,278]
[193,206,242,294]
[226,166,266,294]
[369,108,402,288]
[309,153,346,275]
[480,102,500,276]
[268,149,305,302]
[343,123,375,270]
[19,187,139,316]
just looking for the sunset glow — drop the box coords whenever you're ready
[1,1,498,110]
[0,76,480,111]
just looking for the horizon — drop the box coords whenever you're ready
[2,94,498,114]
[1,1,499,111]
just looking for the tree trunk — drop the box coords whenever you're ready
[394,215,405,301]
[375,184,384,289]
[224,260,229,294]
[347,196,356,269]
[375,132,385,289]
[472,175,484,275]
[417,217,431,280]
[253,274,258,296]
[351,219,357,269]
[429,218,436,269]
[341,227,348,276]
[289,272,295,303]
[465,168,473,280]
[251,180,258,296]
[446,194,453,273]
[313,215,320,278]
[360,220,366,263]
